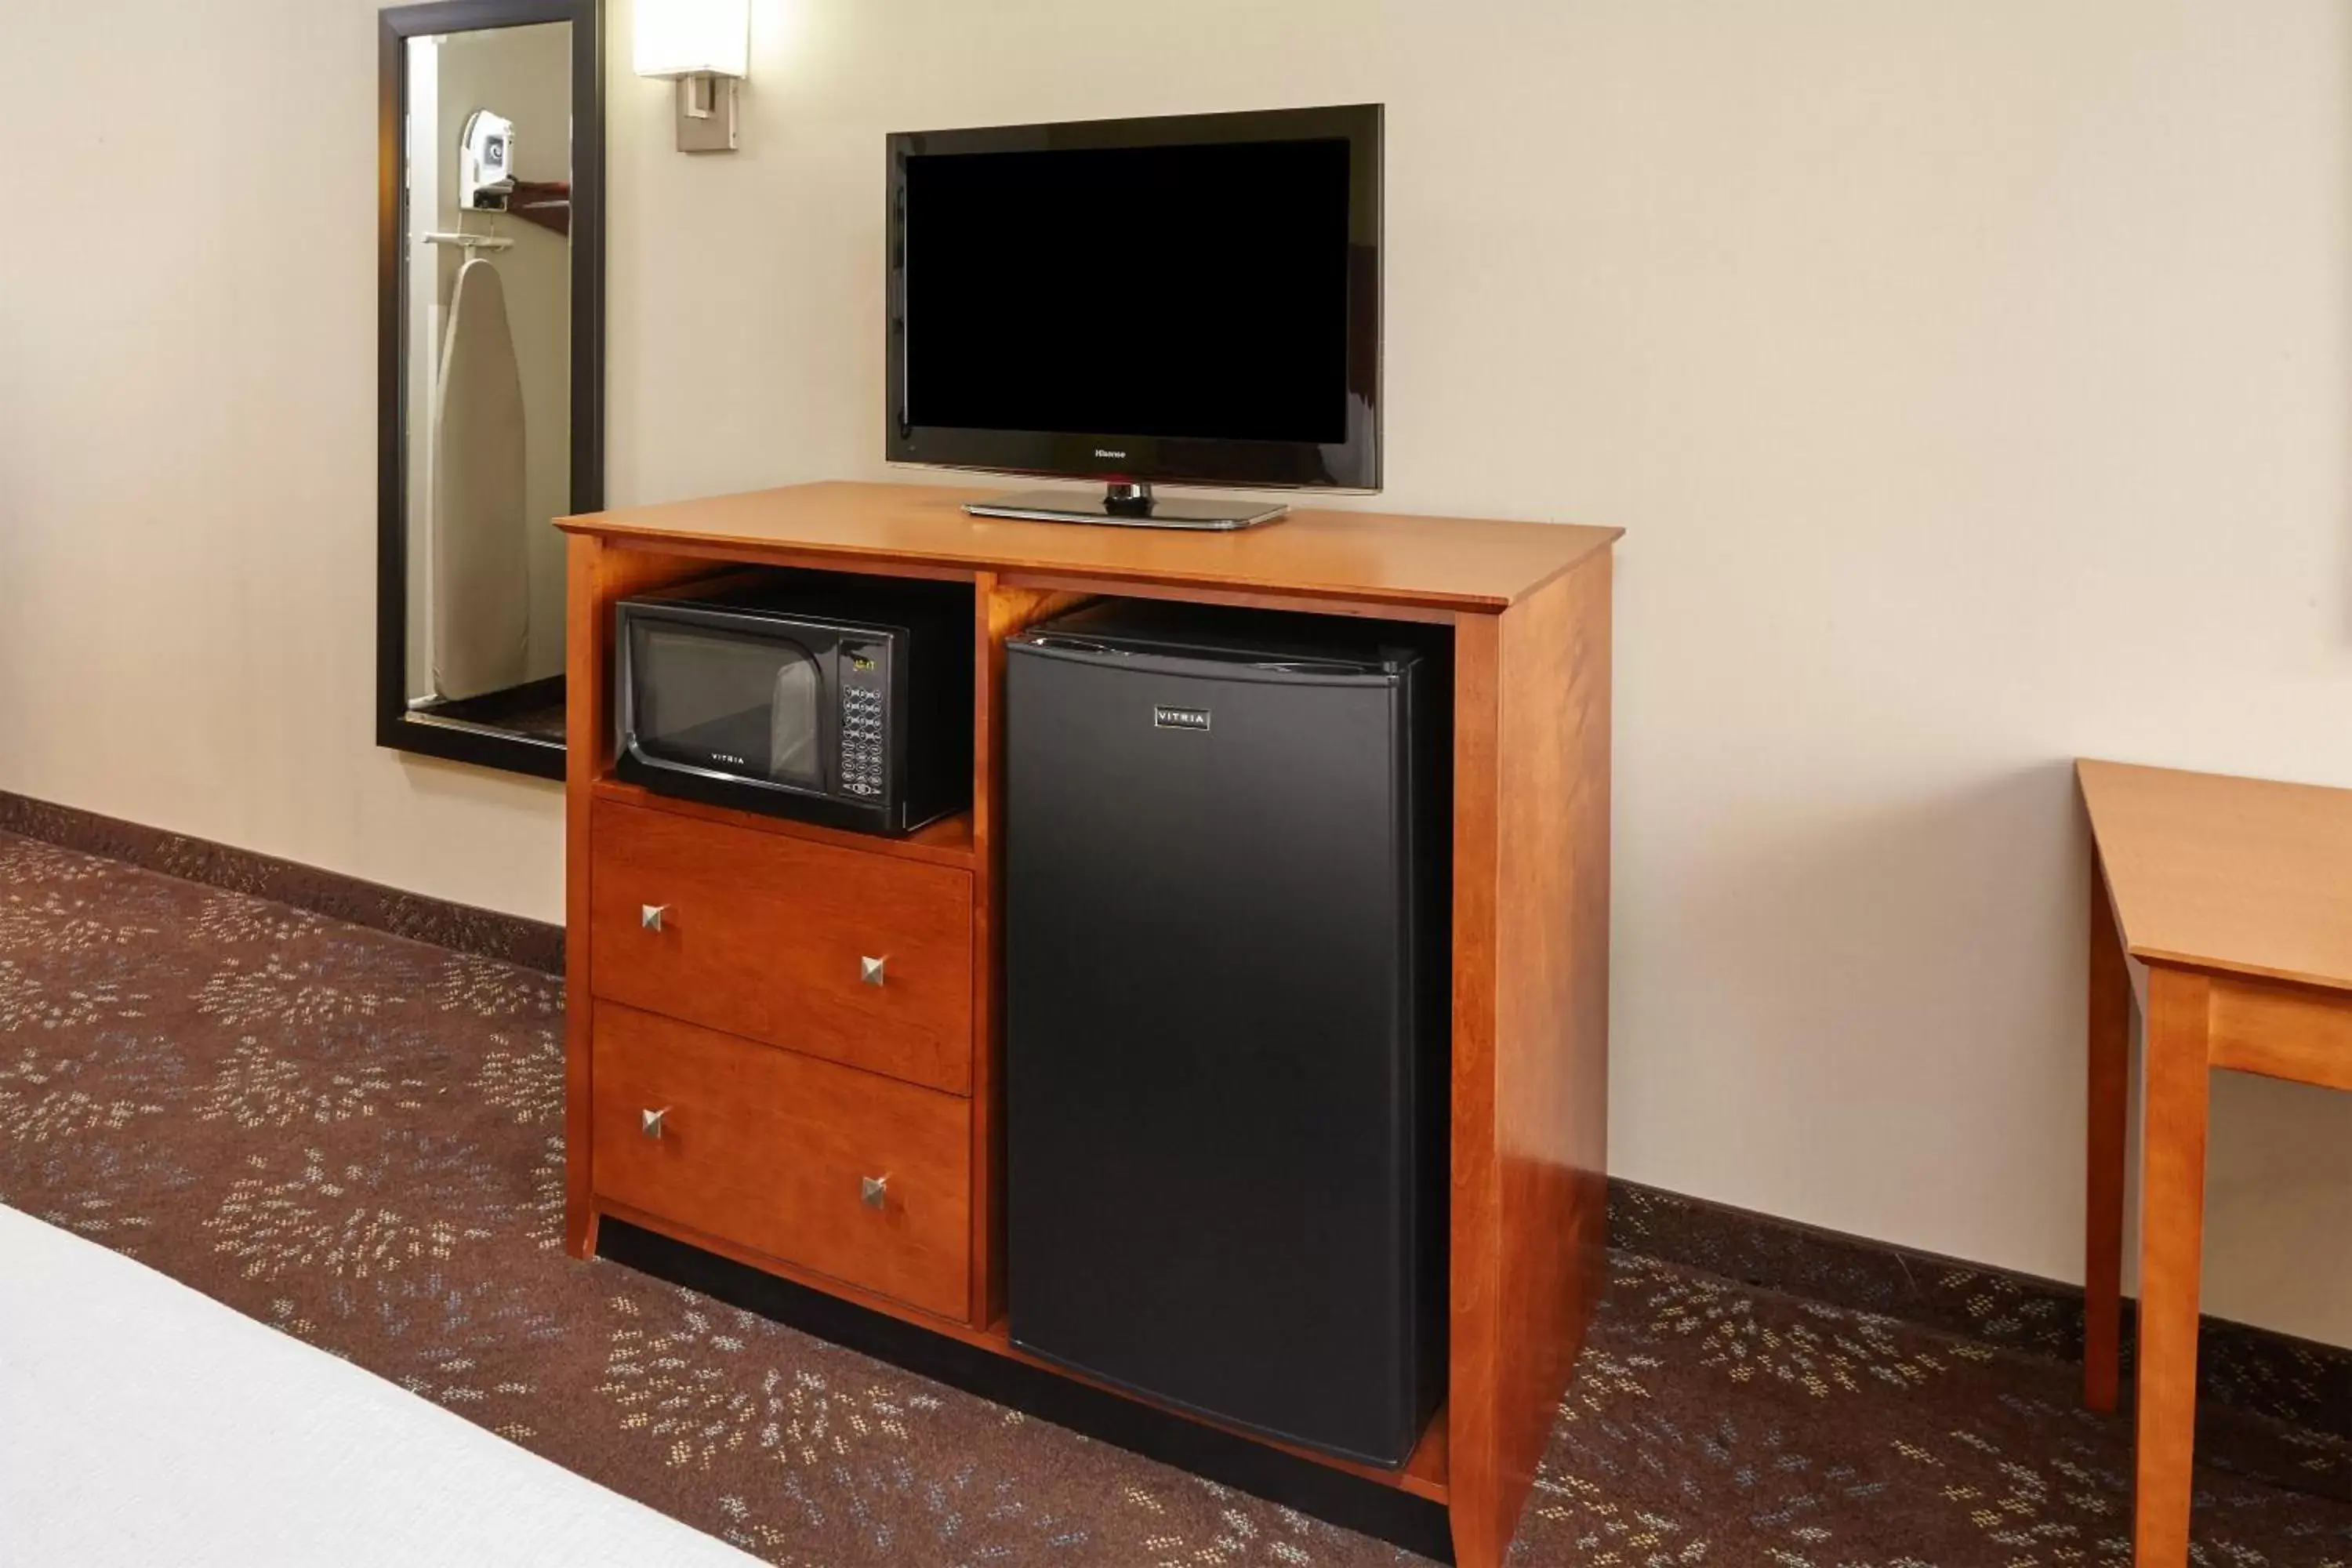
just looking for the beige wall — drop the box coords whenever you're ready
[0,2,565,924]
[2,1,2345,1344]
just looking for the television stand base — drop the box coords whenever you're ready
[964,482,1288,531]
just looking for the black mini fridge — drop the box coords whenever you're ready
[1004,601,1447,1468]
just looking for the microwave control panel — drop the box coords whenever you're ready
[838,642,888,799]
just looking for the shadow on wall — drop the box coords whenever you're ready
[1661,758,2082,1239]
[1639,753,2350,1344]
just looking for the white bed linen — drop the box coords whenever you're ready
[0,1203,760,1567]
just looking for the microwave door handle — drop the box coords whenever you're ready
[822,638,844,797]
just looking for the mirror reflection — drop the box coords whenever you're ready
[400,21,572,746]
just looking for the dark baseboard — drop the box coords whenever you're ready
[596,1218,1456,1563]
[1606,1177,2351,1441]
[0,789,564,975]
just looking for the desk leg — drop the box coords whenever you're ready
[2085,863,2130,1412]
[2134,965,2210,1568]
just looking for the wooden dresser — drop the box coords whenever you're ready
[557,480,1619,1568]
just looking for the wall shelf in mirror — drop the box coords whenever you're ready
[421,230,515,251]
[510,178,572,237]
[376,0,603,782]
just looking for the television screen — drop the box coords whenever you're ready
[887,106,1381,494]
[905,140,1350,445]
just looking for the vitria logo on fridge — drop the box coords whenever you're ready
[1152,706,1210,731]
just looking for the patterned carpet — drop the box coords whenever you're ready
[0,827,2345,1566]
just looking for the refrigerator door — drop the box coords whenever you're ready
[1004,631,1432,1466]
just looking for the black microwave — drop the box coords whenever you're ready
[614,572,974,835]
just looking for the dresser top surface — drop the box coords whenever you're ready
[559,481,1620,611]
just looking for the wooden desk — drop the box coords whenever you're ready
[2077,759,2352,1566]
[560,481,1621,1568]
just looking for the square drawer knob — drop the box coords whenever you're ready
[641,1106,670,1139]
[861,1174,888,1209]
[641,904,669,933]
[860,955,887,986]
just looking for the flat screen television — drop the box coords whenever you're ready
[885,104,1382,529]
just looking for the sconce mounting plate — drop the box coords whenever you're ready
[675,73,740,154]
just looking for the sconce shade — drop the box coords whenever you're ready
[633,0,750,79]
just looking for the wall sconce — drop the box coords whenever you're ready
[634,0,750,154]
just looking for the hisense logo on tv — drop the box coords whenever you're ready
[1094,448,1127,459]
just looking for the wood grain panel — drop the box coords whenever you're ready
[1449,608,1507,1566]
[592,800,975,1094]
[565,536,729,1258]
[593,1003,972,1320]
[2134,965,2212,1568]
[994,569,1457,626]
[565,535,597,1259]
[560,480,1620,613]
[592,775,975,870]
[2208,975,2352,1091]
[1449,547,1612,1568]
[605,532,979,586]
[2078,759,2352,993]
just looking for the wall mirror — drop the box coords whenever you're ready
[378,0,601,780]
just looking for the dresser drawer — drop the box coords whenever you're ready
[592,1004,971,1321]
[590,800,975,1094]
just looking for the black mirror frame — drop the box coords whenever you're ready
[376,0,603,782]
